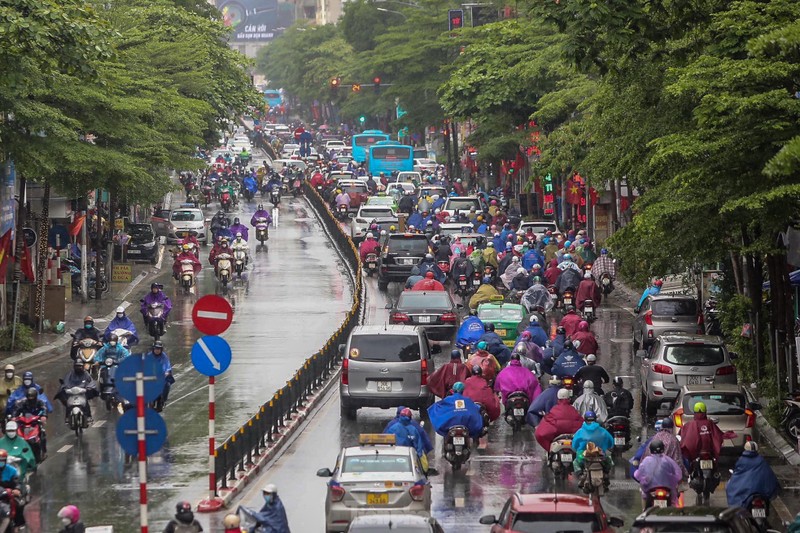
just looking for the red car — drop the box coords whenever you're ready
[479,493,624,532]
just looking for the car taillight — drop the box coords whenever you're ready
[745,407,755,428]
[409,483,426,502]
[341,359,349,386]
[391,312,410,323]
[644,310,653,326]
[716,365,736,376]
[421,359,428,386]
[652,363,673,375]
[329,482,345,502]
[613,425,626,430]
[674,408,684,427]
[441,312,457,323]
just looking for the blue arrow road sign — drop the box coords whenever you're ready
[116,407,167,456]
[116,354,166,404]
[191,335,232,377]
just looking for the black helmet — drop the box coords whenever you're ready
[450,349,462,359]
[563,339,574,350]
[556,326,566,335]
[150,282,162,291]
[25,387,38,401]
[510,352,521,361]
[471,364,482,376]
[176,501,192,514]
[649,439,665,455]
[152,341,164,350]
[613,376,623,387]
[234,217,240,225]
[485,323,495,332]
[109,333,119,344]
[566,305,576,313]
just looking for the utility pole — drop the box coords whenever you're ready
[95,189,103,300]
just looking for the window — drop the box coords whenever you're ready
[170,210,202,222]
[510,512,600,533]
[372,147,411,159]
[355,136,384,146]
[349,335,421,362]
[653,299,698,316]
[446,199,479,212]
[360,208,394,219]
[478,307,524,321]
[388,237,429,255]
[342,455,412,473]
[664,345,724,366]
[684,393,745,415]
[398,292,453,310]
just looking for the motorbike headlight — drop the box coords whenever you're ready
[105,357,114,366]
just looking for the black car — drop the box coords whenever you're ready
[377,233,430,291]
[630,506,770,533]
[388,290,460,341]
[122,223,159,263]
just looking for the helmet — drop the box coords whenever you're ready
[73,359,84,368]
[557,388,571,400]
[182,243,191,251]
[573,340,581,350]
[744,441,759,453]
[22,371,33,381]
[399,407,413,418]
[529,315,538,323]
[4,421,17,433]
[485,323,495,332]
[491,199,497,205]
[586,354,596,363]
[612,376,623,387]
[452,382,465,394]
[566,305,576,313]
[366,232,374,239]
[654,279,663,287]
[83,315,93,323]
[152,341,164,350]
[57,505,81,525]
[582,380,594,390]
[234,217,240,225]
[150,282,161,291]
[649,439,665,455]
[176,501,192,514]
[262,483,278,494]
[425,253,433,261]
[450,349,462,359]
[584,411,597,422]
[556,326,566,335]
[389,225,397,232]
[236,232,242,238]
[563,339,573,350]
[477,341,488,351]
[109,333,119,344]
[549,376,562,386]
[26,387,38,401]
[520,331,531,340]
[600,248,608,255]
[577,321,589,332]
[425,272,434,279]
[471,364,482,376]
[563,253,571,261]
[660,418,673,430]
[693,401,707,413]
[510,352,521,361]
[486,241,493,247]
[482,275,492,284]
[223,514,241,528]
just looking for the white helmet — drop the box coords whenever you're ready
[586,354,597,363]
[366,232,374,239]
[115,306,125,314]
[529,315,538,323]
[262,483,278,494]
[583,380,595,390]
[236,232,243,238]
[557,388,571,400]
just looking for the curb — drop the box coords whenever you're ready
[746,389,800,466]
[216,366,341,507]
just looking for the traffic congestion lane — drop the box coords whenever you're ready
[27,192,353,531]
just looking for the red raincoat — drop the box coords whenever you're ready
[572,331,598,356]
[679,412,724,462]
[559,312,583,337]
[463,375,501,421]
[576,279,601,310]
[535,399,584,451]
[427,361,470,398]
[467,351,500,383]
[544,259,561,286]
[412,278,445,291]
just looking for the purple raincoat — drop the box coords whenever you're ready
[634,453,683,504]
[494,361,542,404]
[140,291,172,319]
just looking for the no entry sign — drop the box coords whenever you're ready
[192,295,233,335]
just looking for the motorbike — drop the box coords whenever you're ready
[220,190,232,212]
[581,299,596,322]
[62,259,108,298]
[503,391,530,433]
[255,217,270,245]
[73,337,99,377]
[233,248,247,277]
[689,452,720,504]
[292,177,303,197]
[202,184,213,207]
[64,386,88,436]
[364,253,378,277]
[336,204,349,222]
[474,402,490,443]
[99,358,128,413]
[145,302,166,340]
[781,393,800,439]
[547,285,558,308]
[704,297,722,336]
[604,416,631,455]
[0,488,22,533]
[455,274,471,300]
[216,252,233,289]
[599,273,614,296]
[281,175,290,195]
[443,425,471,471]
[580,452,609,495]
[561,376,576,393]
[548,434,575,478]
[243,184,256,202]
[179,260,195,293]
[270,185,281,207]
[747,494,770,529]
[15,414,45,463]
[645,486,673,509]
[109,328,137,348]
[561,289,575,309]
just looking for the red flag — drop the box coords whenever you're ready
[68,214,86,237]
[589,187,599,207]
[565,177,583,204]
[0,230,12,283]
[20,244,34,282]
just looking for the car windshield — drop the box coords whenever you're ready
[360,208,394,219]
[478,307,524,321]
[349,334,421,362]
[367,197,395,206]
[171,210,202,222]
[664,345,725,366]
[388,237,429,254]
[511,512,600,533]
[422,188,446,197]
[653,300,697,316]
[684,393,745,415]
[524,224,556,233]
[342,454,412,473]
[129,225,153,237]
[446,199,479,211]
[398,292,452,310]
[343,184,367,195]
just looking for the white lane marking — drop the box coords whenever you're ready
[92,420,106,428]
[57,445,73,453]
[196,310,229,321]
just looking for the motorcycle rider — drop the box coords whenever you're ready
[250,204,273,228]
[0,450,24,528]
[94,334,131,364]
[726,442,780,509]
[451,250,475,290]
[549,339,586,378]
[572,320,599,356]
[572,411,614,478]
[384,406,433,458]
[334,188,351,210]
[7,371,53,417]
[574,354,609,393]
[104,306,139,345]
[57,505,86,533]
[604,377,634,418]
[679,401,724,463]
[412,271,445,291]
[0,421,35,479]
[210,210,231,241]
[534,388,583,451]
[526,377,563,427]
[231,232,250,269]
[71,316,102,359]
[513,332,545,366]
[0,366,22,415]
[56,359,99,424]
[576,271,601,312]
[572,381,608,422]
[467,342,501,382]
[477,324,511,365]
[140,282,172,325]
[464,365,501,422]
[634,439,683,508]
[148,341,174,411]
[358,232,381,262]
[427,382,484,439]
[592,248,616,297]
[517,315,549,348]
[521,276,552,314]
[428,350,471,399]
[384,408,429,468]
[637,279,664,308]
[404,265,424,290]
[250,484,290,533]
[632,418,688,478]
[209,237,232,269]
[494,352,541,404]
[229,217,249,241]
[558,305,581,336]
[417,253,446,284]
[469,275,500,310]
[172,243,202,280]
[555,257,581,295]
[162,501,203,532]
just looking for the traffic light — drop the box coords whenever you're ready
[372,77,381,93]
[359,115,366,124]
[543,174,554,215]
[329,77,340,90]
[448,9,463,31]
[352,83,361,93]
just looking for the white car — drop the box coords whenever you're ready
[351,206,397,242]
[167,207,208,245]
[413,158,437,173]
[290,148,320,161]
[387,182,416,196]
[517,220,561,239]
[325,140,347,151]
[280,143,300,158]
[396,171,421,184]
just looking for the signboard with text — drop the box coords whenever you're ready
[112,263,132,283]
[216,0,288,42]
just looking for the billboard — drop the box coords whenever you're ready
[216,0,289,42]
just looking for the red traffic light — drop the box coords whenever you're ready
[330,77,340,89]
[373,77,381,86]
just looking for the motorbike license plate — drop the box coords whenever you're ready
[513,408,524,416]
[496,329,506,336]
[453,436,465,446]
[368,262,376,269]
[417,315,431,324]
[366,493,389,505]
[615,437,626,446]
[654,499,668,508]
[377,381,392,392]
[585,306,593,313]
[700,460,714,470]
[459,281,467,287]
[560,453,572,463]
[752,508,766,518]
[564,298,572,305]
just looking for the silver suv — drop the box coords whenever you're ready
[636,334,738,415]
[633,294,699,351]
[339,325,439,419]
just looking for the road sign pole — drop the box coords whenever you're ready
[136,372,149,533]
[208,376,216,498]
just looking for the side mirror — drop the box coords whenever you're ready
[748,402,763,411]
[634,306,641,314]
[729,351,738,360]
[431,344,442,354]
[316,468,333,477]
[635,350,647,358]
[609,517,624,528]
[338,343,346,355]
[456,303,464,309]
[385,303,392,309]
[478,515,498,525]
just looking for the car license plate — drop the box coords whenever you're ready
[417,315,431,324]
[585,306,593,313]
[399,258,413,265]
[752,508,766,518]
[654,499,667,508]
[496,329,506,336]
[453,436,465,445]
[377,381,392,392]
[615,437,626,446]
[513,408,524,416]
[688,375,701,385]
[700,459,713,470]
[560,453,572,463]
[366,493,389,505]
[127,249,140,255]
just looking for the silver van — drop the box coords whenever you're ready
[633,294,700,350]
[339,325,439,419]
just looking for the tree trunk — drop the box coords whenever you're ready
[767,252,793,387]
[609,179,619,231]
[729,251,743,295]
[33,183,50,331]
[451,121,461,181]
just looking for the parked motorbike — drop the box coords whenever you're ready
[179,260,195,294]
[15,414,45,463]
[64,386,88,436]
[704,297,722,336]
[645,486,673,509]
[689,452,720,504]
[548,434,575,479]
[503,391,530,434]
[604,416,632,455]
[443,425,471,471]
[581,299,596,322]
[781,393,800,439]
[145,302,166,340]
[364,253,378,277]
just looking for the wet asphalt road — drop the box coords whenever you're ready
[25,163,354,530]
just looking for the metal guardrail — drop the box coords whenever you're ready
[213,183,363,494]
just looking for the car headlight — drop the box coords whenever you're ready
[142,242,156,249]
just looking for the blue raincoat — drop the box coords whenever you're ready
[526,386,559,427]
[456,316,485,347]
[478,332,511,365]
[384,417,427,458]
[384,407,433,454]
[103,315,139,344]
[427,393,483,438]
[572,421,614,454]
[247,494,290,533]
[551,348,585,378]
[726,451,780,508]
[407,212,424,229]
[522,249,545,270]
[516,323,548,348]
[6,383,53,415]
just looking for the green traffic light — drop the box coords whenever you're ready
[359,116,366,123]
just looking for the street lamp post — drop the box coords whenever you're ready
[376,7,407,19]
